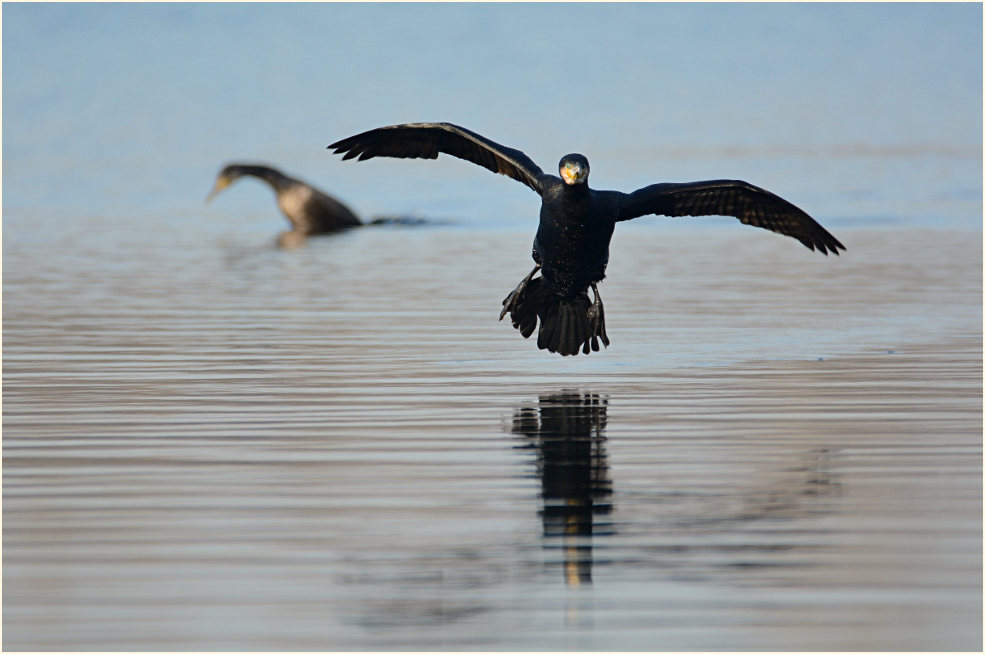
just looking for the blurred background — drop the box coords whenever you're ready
[3,2,980,229]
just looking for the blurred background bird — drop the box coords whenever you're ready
[207,163,364,247]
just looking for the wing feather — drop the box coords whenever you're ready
[618,180,845,255]
[329,122,546,194]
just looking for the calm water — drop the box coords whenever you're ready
[3,4,982,651]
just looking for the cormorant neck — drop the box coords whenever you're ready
[237,165,294,192]
[561,181,591,199]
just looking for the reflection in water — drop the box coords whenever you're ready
[511,392,613,585]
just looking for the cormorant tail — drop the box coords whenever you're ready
[501,277,609,356]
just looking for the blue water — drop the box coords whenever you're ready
[3,4,982,651]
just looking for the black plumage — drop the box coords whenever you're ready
[329,123,845,356]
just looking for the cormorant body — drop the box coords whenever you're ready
[207,163,362,246]
[329,123,845,356]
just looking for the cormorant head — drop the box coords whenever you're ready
[206,164,244,202]
[559,154,589,186]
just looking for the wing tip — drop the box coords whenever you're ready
[822,233,847,256]
[815,238,847,256]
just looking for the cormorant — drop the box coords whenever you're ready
[329,123,845,356]
[207,163,362,246]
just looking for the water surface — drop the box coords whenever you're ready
[3,3,982,651]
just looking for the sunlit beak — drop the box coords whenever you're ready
[205,178,229,203]
[561,165,586,185]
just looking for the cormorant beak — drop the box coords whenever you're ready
[205,177,231,203]
[560,163,587,185]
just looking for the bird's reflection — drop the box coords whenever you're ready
[511,392,613,586]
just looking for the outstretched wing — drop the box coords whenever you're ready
[618,180,845,255]
[329,122,547,194]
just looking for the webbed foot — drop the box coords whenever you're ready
[584,282,610,353]
[500,265,542,339]
[500,264,541,320]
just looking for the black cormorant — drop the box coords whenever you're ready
[329,123,845,356]
[207,163,362,246]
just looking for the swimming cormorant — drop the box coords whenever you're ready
[207,163,362,246]
[329,123,845,356]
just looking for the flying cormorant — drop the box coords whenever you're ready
[207,163,362,246]
[329,123,845,356]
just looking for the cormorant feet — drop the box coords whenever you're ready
[500,270,610,355]
[500,265,542,338]
[500,265,540,319]
[585,282,610,353]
